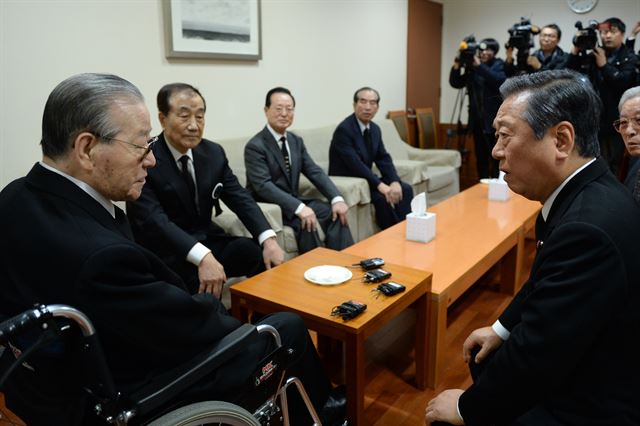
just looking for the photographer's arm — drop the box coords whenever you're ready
[504,47,518,77]
[475,60,506,90]
[449,61,466,89]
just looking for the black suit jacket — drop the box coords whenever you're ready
[329,114,400,190]
[127,133,270,264]
[459,159,640,425]
[0,164,242,391]
[244,126,341,221]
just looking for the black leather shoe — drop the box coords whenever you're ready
[319,385,347,426]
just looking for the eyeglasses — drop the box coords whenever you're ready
[613,117,640,133]
[98,135,158,159]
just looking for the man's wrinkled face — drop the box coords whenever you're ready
[160,90,205,154]
[492,92,558,202]
[353,90,379,125]
[92,101,156,201]
[618,97,640,157]
[264,92,295,134]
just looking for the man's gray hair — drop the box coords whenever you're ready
[499,69,600,158]
[618,86,640,112]
[41,73,144,159]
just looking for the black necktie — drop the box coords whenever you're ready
[280,136,291,174]
[114,206,133,240]
[179,155,197,210]
[535,212,545,251]
[633,168,640,203]
[363,128,373,154]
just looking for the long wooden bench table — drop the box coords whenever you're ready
[343,183,540,387]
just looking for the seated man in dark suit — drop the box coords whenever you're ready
[0,73,345,426]
[329,87,413,230]
[244,87,353,254]
[616,86,640,201]
[127,83,284,295]
[426,70,640,425]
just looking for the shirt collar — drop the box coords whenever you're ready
[356,118,369,134]
[39,161,116,218]
[266,123,286,142]
[164,137,193,163]
[541,158,596,220]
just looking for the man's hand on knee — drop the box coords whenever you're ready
[297,206,318,231]
[198,252,226,297]
[331,201,349,225]
[463,326,503,365]
[262,237,284,270]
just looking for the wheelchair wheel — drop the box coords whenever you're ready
[147,400,261,426]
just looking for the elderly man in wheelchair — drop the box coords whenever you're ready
[0,304,343,425]
[0,73,347,426]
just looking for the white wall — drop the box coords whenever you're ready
[440,0,640,124]
[0,0,408,189]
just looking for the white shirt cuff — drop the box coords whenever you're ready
[492,320,510,341]
[294,202,305,215]
[330,196,345,205]
[186,242,211,266]
[258,229,277,245]
[456,399,464,423]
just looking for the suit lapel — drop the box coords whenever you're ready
[26,164,127,239]
[543,158,609,239]
[156,134,198,216]
[286,131,300,192]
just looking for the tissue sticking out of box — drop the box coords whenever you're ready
[410,192,427,216]
[498,170,506,182]
[406,192,436,243]
[488,172,511,201]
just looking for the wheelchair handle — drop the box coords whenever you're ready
[0,304,96,346]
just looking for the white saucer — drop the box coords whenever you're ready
[480,178,491,184]
[304,265,353,285]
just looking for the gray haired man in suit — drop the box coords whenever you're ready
[244,87,353,253]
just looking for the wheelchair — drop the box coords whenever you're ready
[0,304,323,425]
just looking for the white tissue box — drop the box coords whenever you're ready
[405,212,436,243]
[488,179,511,201]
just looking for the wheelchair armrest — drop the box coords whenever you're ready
[130,323,258,417]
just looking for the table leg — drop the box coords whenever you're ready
[230,296,249,323]
[427,292,447,388]
[345,333,365,426]
[499,228,523,296]
[414,292,428,389]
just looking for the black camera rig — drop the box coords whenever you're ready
[506,18,540,72]
[458,35,479,68]
[573,20,599,51]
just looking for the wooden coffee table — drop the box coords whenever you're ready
[230,247,432,426]
[343,183,540,387]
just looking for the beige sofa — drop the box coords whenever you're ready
[212,119,461,258]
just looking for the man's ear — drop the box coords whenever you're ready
[554,121,575,160]
[73,132,100,169]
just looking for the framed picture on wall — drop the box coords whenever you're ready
[163,0,261,60]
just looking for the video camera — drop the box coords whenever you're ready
[458,35,479,68]
[573,20,599,51]
[506,18,540,52]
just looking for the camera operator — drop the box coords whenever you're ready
[449,38,506,179]
[566,17,638,175]
[505,24,567,76]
